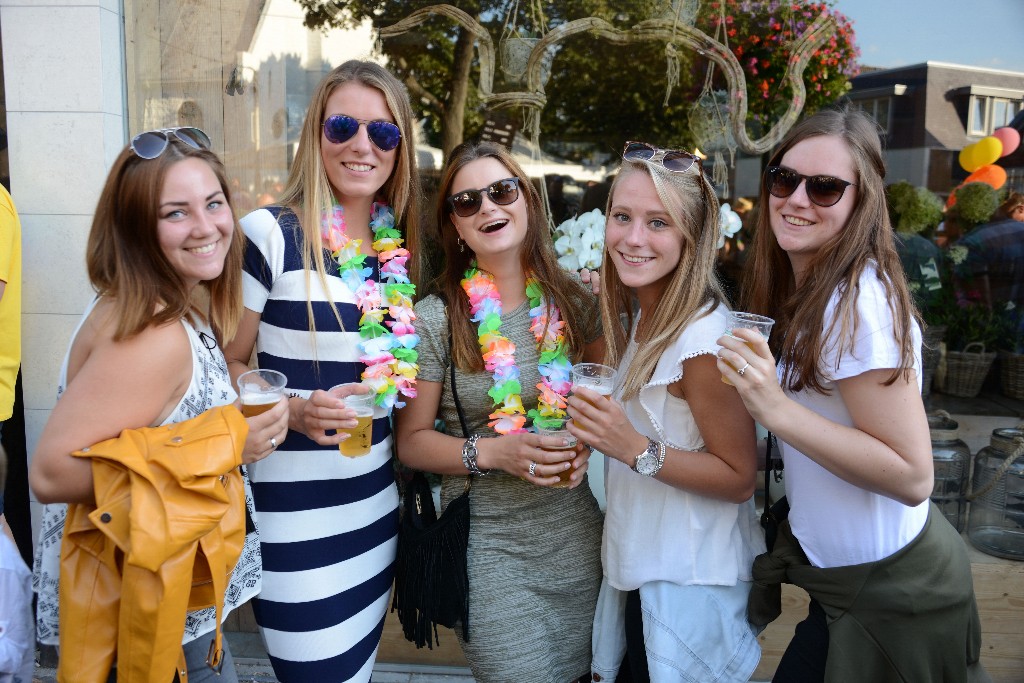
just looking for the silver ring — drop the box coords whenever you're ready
[528,461,537,477]
[737,363,751,376]
[270,437,278,449]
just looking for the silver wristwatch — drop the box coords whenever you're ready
[461,434,490,476]
[633,438,666,477]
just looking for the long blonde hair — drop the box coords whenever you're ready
[600,157,727,400]
[742,106,920,393]
[278,60,421,341]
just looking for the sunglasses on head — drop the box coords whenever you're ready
[622,141,703,174]
[446,177,521,218]
[131,127,211,159]
[765,166,856,207]
[322,114,402,152]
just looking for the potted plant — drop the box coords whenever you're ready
[934,298,1003,398]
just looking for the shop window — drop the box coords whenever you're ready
[123,0,380,213]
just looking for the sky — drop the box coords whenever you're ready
[833,0,1024,73]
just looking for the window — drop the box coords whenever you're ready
[854,97,892,133]
[968,95,1023,136]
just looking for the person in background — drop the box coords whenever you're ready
[725,106,985,681]
[0,184,20,536]
[954,190,1024,309]
[222,60,422,681]
[0,443,32,682]
[568,141,763,682]
[395,140,603,683]
[29,127,288,681]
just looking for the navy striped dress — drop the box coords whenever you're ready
[239,206,399,682]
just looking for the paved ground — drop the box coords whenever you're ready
[33,661,475,683]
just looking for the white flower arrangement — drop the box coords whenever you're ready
[554,208,606,271]
[718,203,743,249]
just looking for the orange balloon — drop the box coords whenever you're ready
[964,164,1007,190]
[946,190,958,209]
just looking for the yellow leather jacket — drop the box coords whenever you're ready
[57,405,248,683]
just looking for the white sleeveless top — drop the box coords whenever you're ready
[32,298,262,645]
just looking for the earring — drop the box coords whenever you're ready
[458,237,464,253]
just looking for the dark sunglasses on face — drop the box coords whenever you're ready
[765,166,856,208]
[446,177,521,218]
[322,114,402,151]
[622,141,703,174]
[131,127,211,159]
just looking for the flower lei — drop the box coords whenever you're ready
[461,264,572,434]
[321,202,418,410]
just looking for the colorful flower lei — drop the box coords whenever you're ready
[461,264,573,435]
[321,202,418,410]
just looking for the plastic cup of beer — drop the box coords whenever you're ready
[570,363,616,405]
[330,384,375,457]
[237,369,287,417]
[535,417,578,488]
[721,312,775,385]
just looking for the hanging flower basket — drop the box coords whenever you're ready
[500,36,539,84]
[940,342,996,398]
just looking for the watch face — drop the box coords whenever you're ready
[636,453,658,476]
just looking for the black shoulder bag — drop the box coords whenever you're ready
[391,298,472,649]
[760,432,788,552]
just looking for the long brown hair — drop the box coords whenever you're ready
[278,60,422,336]
[741,106,920,393]
[600,157,727,400]
[433,141,591,372]
[87,140,244,342]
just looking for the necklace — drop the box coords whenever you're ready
[461,264,572,435]
[321,202,418,411]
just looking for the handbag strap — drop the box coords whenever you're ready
[438,292,470,437]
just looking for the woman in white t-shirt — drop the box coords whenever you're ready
[720,107,984,681]
[567,142,764,682]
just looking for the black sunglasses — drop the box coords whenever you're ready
[765,166,856,208]
[446,177,521,218]
[622,141,702,174]
[322,114,402,152]
[131,127,211,159]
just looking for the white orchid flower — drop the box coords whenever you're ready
[718,203,743,249]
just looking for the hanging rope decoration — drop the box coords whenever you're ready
[687,0,736,196]
[662,0,701,106]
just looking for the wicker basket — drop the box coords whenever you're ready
[921,325,946,397]
[999,351,1024,400]
[940,342,996,398]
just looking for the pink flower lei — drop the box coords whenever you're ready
[460,264,573,435]
[321,202,418,411]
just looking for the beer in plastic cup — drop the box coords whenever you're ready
[330,384,375,457]
[570,363,616,405]
[721,312,774,385]
[237,369,287,417]
[535,417,578,488]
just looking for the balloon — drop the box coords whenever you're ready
[973,136,1003,167]
[992,127,1021,157]
[946,190,958,209]
[964,164,1007,190]
[959,143,981,173]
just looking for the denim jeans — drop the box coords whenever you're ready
[102,633,239,683]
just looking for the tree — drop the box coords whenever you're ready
[299,0,859,158]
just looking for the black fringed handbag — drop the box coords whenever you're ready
[392,300,473,649]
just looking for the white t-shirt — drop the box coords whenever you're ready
[602,302,765,590]
[781,265,928,568]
